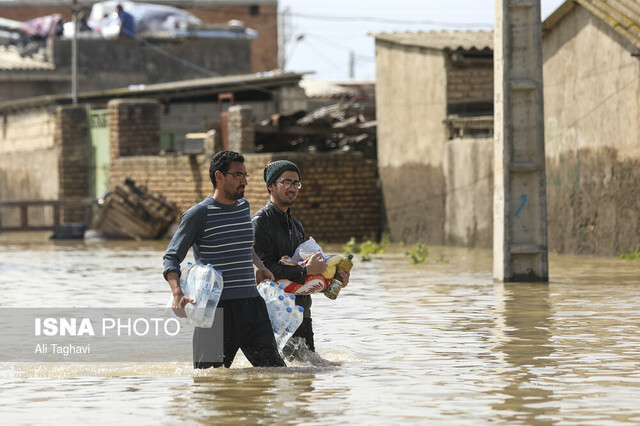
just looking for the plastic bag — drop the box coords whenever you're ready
[293,237,323,262]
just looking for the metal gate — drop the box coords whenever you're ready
[88,108,110,200]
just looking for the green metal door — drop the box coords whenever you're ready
[88,108,110,200]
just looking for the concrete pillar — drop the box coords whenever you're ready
[227,105,255,153]
[494,0,549,281]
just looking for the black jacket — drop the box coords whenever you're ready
[252,200,311,314]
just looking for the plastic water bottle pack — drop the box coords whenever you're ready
[167,261,224,328]
[257,281,304,351]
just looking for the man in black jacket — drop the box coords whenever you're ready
[252,160,348,363]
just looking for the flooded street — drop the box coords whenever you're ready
[1,232,639,424]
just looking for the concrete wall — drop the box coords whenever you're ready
[0,107,58,226]
[160,100,277,147]
[444,137,493,248]
[543,6,640,255]
[110,152,382,243]
[49,38,251,94]
[375,40,447,244]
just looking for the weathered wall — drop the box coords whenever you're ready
[0,80,70,104]
[444,137,493,248]
[49,38,251,94]
[110,152,382,243]
[160,100,277,147]
[375,40,447,244]
[0,107,58,225]
[543,6,640,255]
[185,4,278,72]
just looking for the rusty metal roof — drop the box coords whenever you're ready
[543,0,640,49]
[372,30,493,52]
[0,45,54,71]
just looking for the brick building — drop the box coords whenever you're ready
[0,0,278,73]
[0,71,383,242]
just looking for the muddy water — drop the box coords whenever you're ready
[0,233,639,424]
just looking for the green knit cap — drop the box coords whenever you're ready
[263,160,301,187]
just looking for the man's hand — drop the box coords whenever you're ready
[172,290,195,318]
[339,270,350,287]
[255,266,274,284]
[305,252,327,275]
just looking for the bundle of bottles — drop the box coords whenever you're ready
[171,261,224,328]
[257,281,305,351]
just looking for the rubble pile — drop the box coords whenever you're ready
[92,178,180,240]
[255,101,377,159]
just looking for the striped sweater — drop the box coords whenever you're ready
[163,196,259,301]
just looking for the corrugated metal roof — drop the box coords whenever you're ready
[0,71,305,112]
[0,45,54,71]
[373,30,493,51]
[543,0,640,50]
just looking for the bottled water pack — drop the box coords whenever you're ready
[257,281,304,351]
[167,261,224,328]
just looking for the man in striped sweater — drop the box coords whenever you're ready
[163,151,285,369]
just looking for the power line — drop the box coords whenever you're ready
[291,12,492,28]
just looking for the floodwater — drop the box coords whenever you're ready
[0,232,639,424]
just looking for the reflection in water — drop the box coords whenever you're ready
[492,283,557,424]
[174,368,323,423]
[0,235,639,423]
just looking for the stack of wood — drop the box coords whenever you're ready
[92,179,181,240]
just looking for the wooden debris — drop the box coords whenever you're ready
[92,178,181,240]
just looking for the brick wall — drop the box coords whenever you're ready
[108,99,160,160]
[55,105,89,222]
[110,152,382,243]
[187,4,278,72]
[447,68,493,103]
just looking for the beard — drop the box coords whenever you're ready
[274,190,297,207]
[225,185,245,200]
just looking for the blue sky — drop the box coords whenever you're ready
[278,0,567,80]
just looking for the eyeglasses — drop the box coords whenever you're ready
[223,172,250,180]
[276,179,302,189]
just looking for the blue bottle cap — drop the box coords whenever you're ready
[286,307,292,313]
[206,264,213,268]
[289,294,295,300]
[298,307,304,312]
[278,295,284,301]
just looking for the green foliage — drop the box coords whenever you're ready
[619,245,640,260]
[380,231,392,246]
[342,237,386,255]
[361,254,372,262]
[406,243,429,264]
[436,254,450,264]
[342,237,359,254]
[360,240,385,254]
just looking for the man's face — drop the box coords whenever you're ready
[268,170,300,208]
[220,161,248,200]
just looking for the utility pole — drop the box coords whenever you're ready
[71,0,78,104]
[277,7,291,70]
[493,0,549,282]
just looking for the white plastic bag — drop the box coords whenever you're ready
[293,237,323,262]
